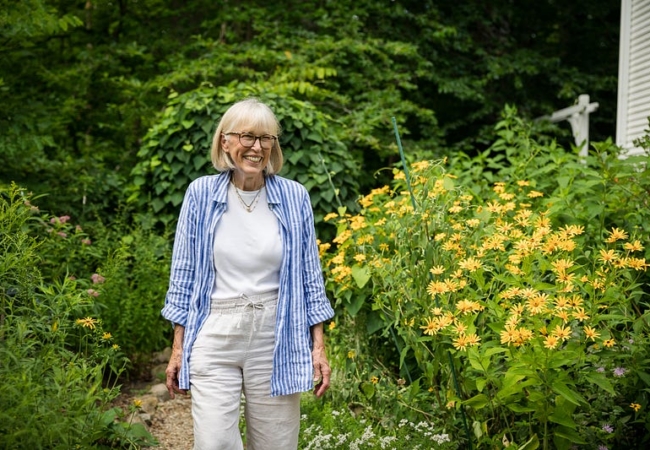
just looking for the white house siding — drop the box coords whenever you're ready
[617,0,650,156]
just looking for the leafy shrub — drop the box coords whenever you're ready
[321,113,650,448]
[28,205,173,370]
[128,82,361,235]
[0,185,155,449]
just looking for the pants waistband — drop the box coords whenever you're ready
[210,291,278,312]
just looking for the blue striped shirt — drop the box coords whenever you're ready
[161,171,335,396]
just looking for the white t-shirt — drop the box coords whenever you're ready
[210,183,283,300]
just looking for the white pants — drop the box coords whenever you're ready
[189,292,300,450]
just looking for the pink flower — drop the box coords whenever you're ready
[91,274,105,284]
[87,289,100,297]
[68,275,77,281]
[82,238,92,245]
[59,215,71,223]
[57,232,67,238]
[75,225,83,232]
[50,217,58,224]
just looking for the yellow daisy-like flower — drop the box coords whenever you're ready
[599,249,618,263]
[605,227,628,243]
[603,339,616,348]
[458,257,482,272]
[328,322,336,331]
[452,333,480,351]
[453,323,468,335]
[624,240,644,252]
[630,403,642,412]
[526,293,549,315]
[430,307,443,316]
[347,350,356,359]
[572,308,590,321]
[420,317,438,336]
[430,265,445,275]
[75,317,97,330]
[370,376,379,384]
[544,335,559,349]
[456,299,483,315]
[583,326,600,341]
[517,180,530,187]
[551,325,572,341]
[323,212,338,222]
[500,325,518,345]
[112,344,120,350]
[353,254,366,262]
[133,399,143,409]
[527,190,544,198]
[102,332,112,340]
[427,280,449,297]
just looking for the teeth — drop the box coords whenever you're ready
[244,156,262,162]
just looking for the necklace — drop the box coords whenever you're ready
[232,182,264,213]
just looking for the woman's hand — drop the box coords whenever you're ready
[311,322,331,397]
[312,345,331,397]
[166,324,188,398]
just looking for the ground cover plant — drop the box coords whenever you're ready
[320,113,650,449]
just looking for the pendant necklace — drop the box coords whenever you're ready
[232,181,264,213]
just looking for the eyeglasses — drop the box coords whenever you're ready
[225,132,276,149]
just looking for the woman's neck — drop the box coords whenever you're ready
[231,172,265,191]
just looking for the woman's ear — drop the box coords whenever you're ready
[221,134,229,151]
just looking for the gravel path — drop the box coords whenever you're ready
[147,394,194,450]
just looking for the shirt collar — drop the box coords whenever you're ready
[213,171,281,206]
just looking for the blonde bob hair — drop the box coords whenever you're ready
[210,98,284,174]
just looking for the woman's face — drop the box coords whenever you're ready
[222,126,274,180]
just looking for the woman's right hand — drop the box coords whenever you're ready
[166,325,188,398]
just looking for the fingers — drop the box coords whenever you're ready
[313,361,331,398]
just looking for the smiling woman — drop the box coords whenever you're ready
[162,98,335,450]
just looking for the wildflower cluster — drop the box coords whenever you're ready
[321,159,650,449]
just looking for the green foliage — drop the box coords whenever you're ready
[321,113,650,448]
[0,184,156,449]
[30,208,173,369]
[129,82,361,230]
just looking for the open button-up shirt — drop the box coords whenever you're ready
[161,171,335,396]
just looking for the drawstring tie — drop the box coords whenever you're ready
[235,294,265,330]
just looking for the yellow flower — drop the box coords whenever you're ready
[624,240,644,252]
[527,190,544,198]
[353,254,366,262]
[323,212,338,222]
[452,333,480,351]
[328,322,336,331]
[572,308,590,321]
[112,344,120,350]
[420,317,438,336]
[51,321,58,332]
[544,335,559,349]
[75,317,97,330]
[429,265,445,275]
[551,258,574,274]
[133,399,143,409]
[603,339,616,348]
[458,257,482,272]
[452,323,468,335]
[347,350,356,359]
[427,280,449,297]
[599,249,617,263]
[605,227,628,243]
[583,326,600,341]
[102,332,112,340]
[456,299,483,315]
[446,400,455,409]
[500,325,518,345]
[630,403,642,412]
[551,325,572,341]
[526,293,549,315]
[370,376,379,384]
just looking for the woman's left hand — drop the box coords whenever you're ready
[312,345,331,397]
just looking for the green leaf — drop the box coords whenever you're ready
[463,393,490,409]
[548,412,576,428]
[518,434,539,450]
[351,265,371,288]
[584,373,616,395]
[554,426,587,444]
[551,380,586,406]
[359,381,375,399]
